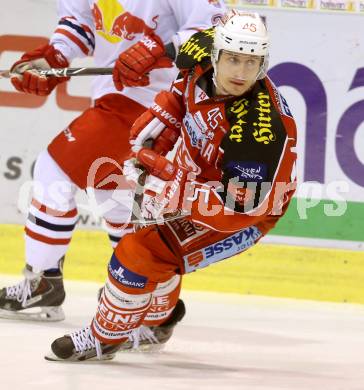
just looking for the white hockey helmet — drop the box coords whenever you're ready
[212,9,270,80]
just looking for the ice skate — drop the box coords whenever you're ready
[45,325,121,362]
[45,299,186,361]
[0,264,65,322]
[97,285,186,352]
[119,299,186,352]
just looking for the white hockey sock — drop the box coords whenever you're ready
[90,188,134,248]
[25,150,78,272]
[25,199,78,271]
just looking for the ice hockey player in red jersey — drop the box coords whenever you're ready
[0,0,226,342]
[45,9,298,361]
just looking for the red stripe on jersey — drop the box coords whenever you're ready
[61,16,93,36]
[81,23,93,36]
[105,221,133,229]
[25,227,71,245]
[55,28,89,55]
[31,199,77,218]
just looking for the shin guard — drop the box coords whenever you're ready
[143,274,182,327]
[92,278,152,344]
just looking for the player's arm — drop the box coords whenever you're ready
[129,89,185,156]
[128,74,187,155]
[112,34,175,91]
[123,76,188,188]
[167,0,226,50]
[50,0,96,60]
[10,0,94,96]
[133,114,297,232]
[112,0,226,90]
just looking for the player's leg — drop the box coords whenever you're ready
[158,219,264,274]
[45,221,264,361]
[89,186,135,249]
[47,93,147,276]
[46,226,183,361]
[0,94,148,323]
[0,150,78,321]
[93,184,186,350]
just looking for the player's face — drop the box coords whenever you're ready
[215,50,262,96]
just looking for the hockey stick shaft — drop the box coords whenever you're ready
[0,42,177,80]
[130,139,154,225]
[0,67,113,79]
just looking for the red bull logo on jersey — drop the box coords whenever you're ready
[92,0,159,43]
[92,3,105,32]
[111,13,158,40]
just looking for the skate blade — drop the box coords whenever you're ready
[0,306,65,322]
[119,343,166,354]
[44,350,115,362]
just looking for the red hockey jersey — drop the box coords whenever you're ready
[159,30,297,234]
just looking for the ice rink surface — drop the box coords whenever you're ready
[0,275,363,390]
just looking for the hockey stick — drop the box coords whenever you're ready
[0,67,113,79]
[0,42,177,80]
[132,209,188,226]
[130,139,153,226]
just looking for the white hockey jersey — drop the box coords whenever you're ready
[50,0,226,107]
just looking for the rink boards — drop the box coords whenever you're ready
[0,224,362,304]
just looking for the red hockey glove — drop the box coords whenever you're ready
[137,148,192,214]
[10,44,69,96]
[137,148,179,180]
[130,91,183,155]
[113,33,173,91]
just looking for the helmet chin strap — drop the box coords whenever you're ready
[211,54,229,96]
[212,73,230,96]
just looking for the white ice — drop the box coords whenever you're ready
[0,275,363,390]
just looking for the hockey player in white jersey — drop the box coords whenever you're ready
[0,0,226,347]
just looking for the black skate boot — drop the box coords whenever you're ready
[119,298,186,352]
[0,263,66,322]
[45,300,186,362]
[97,286,186,352]
[45,326,121,362]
